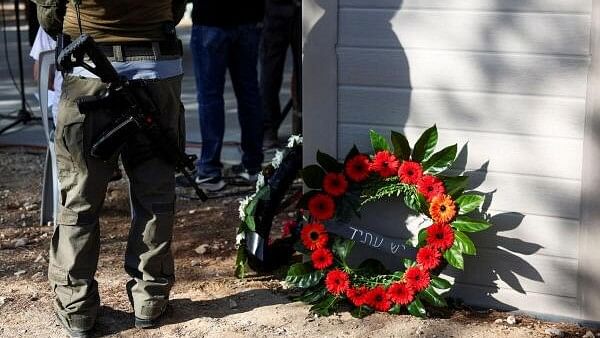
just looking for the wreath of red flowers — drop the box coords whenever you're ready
[286,126,492,318]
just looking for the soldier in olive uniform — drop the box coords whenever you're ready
[34,1,187,336]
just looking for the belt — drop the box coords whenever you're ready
[97,39,183,61]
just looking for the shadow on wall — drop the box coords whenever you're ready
[446,142,544,310]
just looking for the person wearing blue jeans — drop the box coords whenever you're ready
[190,0,265,191]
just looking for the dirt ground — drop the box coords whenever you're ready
[0,148,598,338]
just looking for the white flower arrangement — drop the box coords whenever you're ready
[238,134,303,222]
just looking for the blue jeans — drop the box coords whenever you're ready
[190,24,264,177]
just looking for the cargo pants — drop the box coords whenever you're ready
[49,73,184,331]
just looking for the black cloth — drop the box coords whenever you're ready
[191,0,264,27]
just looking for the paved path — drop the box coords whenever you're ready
[0,6,293,165]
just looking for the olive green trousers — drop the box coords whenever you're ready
[49,74,184,330]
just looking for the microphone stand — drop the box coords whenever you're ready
[0,0,40,136]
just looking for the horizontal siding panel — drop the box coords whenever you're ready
[339,87,586,139]
[338,48,590,97]
[473,212,579,259]
[339,9,590,55]
[340,0,591,14]
[449,249,578,298]
[351,240,577,297]
[450,283,579,319]
[338,125,583,180]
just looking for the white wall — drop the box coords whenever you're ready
[304,0,596,321]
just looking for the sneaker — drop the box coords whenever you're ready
[231,164,259,184]
[195,175,226,191]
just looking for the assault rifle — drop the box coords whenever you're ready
[57,34,207,201]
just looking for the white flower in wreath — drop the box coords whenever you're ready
[272,150,284,169]
[238,195,253,221]
[287,135,303,148]
[235,232,245,247]
[255,173,265,192]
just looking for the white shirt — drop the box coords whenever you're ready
[29,27,63,120]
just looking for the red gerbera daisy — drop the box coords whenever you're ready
[398,161,423,185]
[346,285,369,307]
[416,246,442,270]
[311,248,334,270]
[417,175,446,201]
[369,151,400,178]
[345,154,370,182]
[366,286,392,312]
[325,269,350,295]
[308,193,336,220]
[426,222,455,251]
[429,194,457,223]
[387,282,414,305]
[404,266,431,292]
[323,172,348,197]
[300,222,329,250]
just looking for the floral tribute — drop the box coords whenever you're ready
[286,125,491,318]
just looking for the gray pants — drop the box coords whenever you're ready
[49,74,184,330]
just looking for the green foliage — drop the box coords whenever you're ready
[317,150,344,172]
[243,186,270,231]
[440,175,469,198]
[388,304,403,315]
[391,130,411,160]
[422,144,457,174]
[452,216,491,232]
[407,298,427,317]
[332,238,355,266]
[421,286,448,307]
[369,130,390,152]
[418,227,428,246]
[302,165,325,189]
[352,305,375,318]
[310,294,340,316]
[234,245,247,279]
[454,230,476,255]
[295,287,328,304]
[286,262,326,288]
[443,246,464,270]
[456,194,484,215]
[344,145,360,163]
[430,276,453,290]
[412,125,438,162]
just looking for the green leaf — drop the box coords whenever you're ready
[418,227,428,246]
[391,130,411,160]
[351,305,375,318]
[456,194,484,215]
[344,145,360,164]
[452,216,491,233]
[234,247,247,279]
[443,246,464,270]
[310,294,339,316]
[422,144,457,174]
[285,262,326,288]
[332,238,355,262]
[431,277,452,290]
[296,287,328,304]
[407,298,427,318]
[440,175,469,198]
[412,125,438,162]
[421,286,448,307]
[454,230,476,255]
[317,150,344,173]
[388,304,403,315]
[403,192,419,213]
[403,258,415,269]
[302,165,326,189]
[370,130,390,152]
